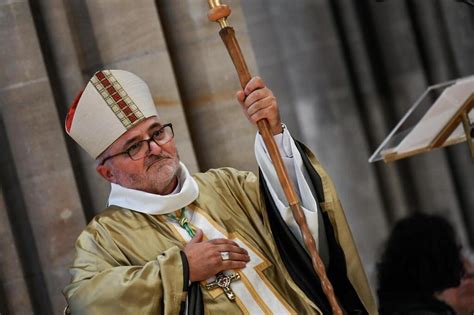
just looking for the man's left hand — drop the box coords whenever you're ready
[236,76,283,135]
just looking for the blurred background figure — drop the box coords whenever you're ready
[437,257,474,315]
[377,213,469,315]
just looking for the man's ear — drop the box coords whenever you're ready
[96,164,115,183]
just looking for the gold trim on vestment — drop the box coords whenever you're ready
[188,204,296,313]
[235,296,250,315]
[238,271,273,314]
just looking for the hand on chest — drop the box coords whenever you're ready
[166,206,297,313]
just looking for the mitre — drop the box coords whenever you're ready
[65,70,158,158]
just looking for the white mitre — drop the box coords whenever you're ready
[65,70,158,158]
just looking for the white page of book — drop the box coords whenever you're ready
[394,78,474,155]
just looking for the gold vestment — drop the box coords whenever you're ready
[64,146,377,314]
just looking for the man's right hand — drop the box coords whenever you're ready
[183,229,251,282]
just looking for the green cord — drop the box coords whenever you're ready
[166,207,195,237]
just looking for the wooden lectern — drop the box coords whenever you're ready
[369,76,474,163]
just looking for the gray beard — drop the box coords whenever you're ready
[115,153,181,195]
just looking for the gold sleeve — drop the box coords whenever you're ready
[63,224,186,315]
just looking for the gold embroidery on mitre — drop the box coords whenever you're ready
[90,70,144,129]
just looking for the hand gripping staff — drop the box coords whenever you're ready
[205,1,343,314]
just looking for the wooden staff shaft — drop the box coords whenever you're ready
[217,27,299,204]
[210,10,343,314]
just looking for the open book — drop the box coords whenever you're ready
[370,76,474,163]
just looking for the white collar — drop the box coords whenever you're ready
[108,162,199,215]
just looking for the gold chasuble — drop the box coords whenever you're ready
[64,147,376,314]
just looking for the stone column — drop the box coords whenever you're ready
[0,1,86,313]
[0,189,34,314]
[157,0,258,172]
[28,0,108,218]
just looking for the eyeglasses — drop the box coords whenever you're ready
[100,123,174,165]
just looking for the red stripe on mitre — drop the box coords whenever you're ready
[95,71,105,80]
[65,89,84,133]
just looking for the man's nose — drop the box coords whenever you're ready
[148,140,162,155]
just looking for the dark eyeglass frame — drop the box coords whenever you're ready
[99,123,174,166]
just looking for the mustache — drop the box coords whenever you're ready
[145,153,173,170]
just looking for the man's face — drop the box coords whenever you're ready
[97,116,180,195]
